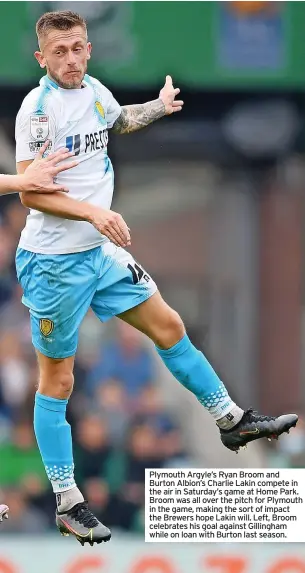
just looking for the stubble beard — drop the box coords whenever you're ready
[48,65,87,90]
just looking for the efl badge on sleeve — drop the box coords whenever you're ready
[30,115,49,140]
[39,318,54,336]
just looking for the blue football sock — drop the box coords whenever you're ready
[156,334,243,424]
[34,392,76,493]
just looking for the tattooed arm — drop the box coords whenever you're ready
[112,76,184,135]
[112,99,166,135]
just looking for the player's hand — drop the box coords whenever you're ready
[159,75,184,115]
[0,505,9,522]
[89,207,131,248]
[21,141,79,193]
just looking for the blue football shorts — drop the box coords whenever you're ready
[15,242,157,359]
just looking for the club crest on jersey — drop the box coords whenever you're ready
[39,319,54,337]
[95,101,105,119]
[30,115,49,141]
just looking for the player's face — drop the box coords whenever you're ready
[35,26,91,89]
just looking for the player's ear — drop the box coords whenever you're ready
[86,42,92,61]
[34,51,46,69]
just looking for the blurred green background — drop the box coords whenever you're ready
[0,2,305,87]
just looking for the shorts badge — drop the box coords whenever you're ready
[39,319,54,336]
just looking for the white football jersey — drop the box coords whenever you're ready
[15,74,121,254]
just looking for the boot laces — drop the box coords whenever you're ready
[67,501,99,528]
[245,408,275,424]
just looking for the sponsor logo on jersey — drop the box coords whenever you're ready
[66,134,81,156]
[85,129,108,152]
[66,129,108,154]
[30,115,49,140]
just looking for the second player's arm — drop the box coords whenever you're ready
[0,174,26,195]
[17,160,130,247]
[0,144,77,195]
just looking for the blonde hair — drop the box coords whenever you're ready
[36,10,87,45]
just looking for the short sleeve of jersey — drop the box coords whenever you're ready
[105,89,121,129]
[91,79,121,129]
[15,96,56,162]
